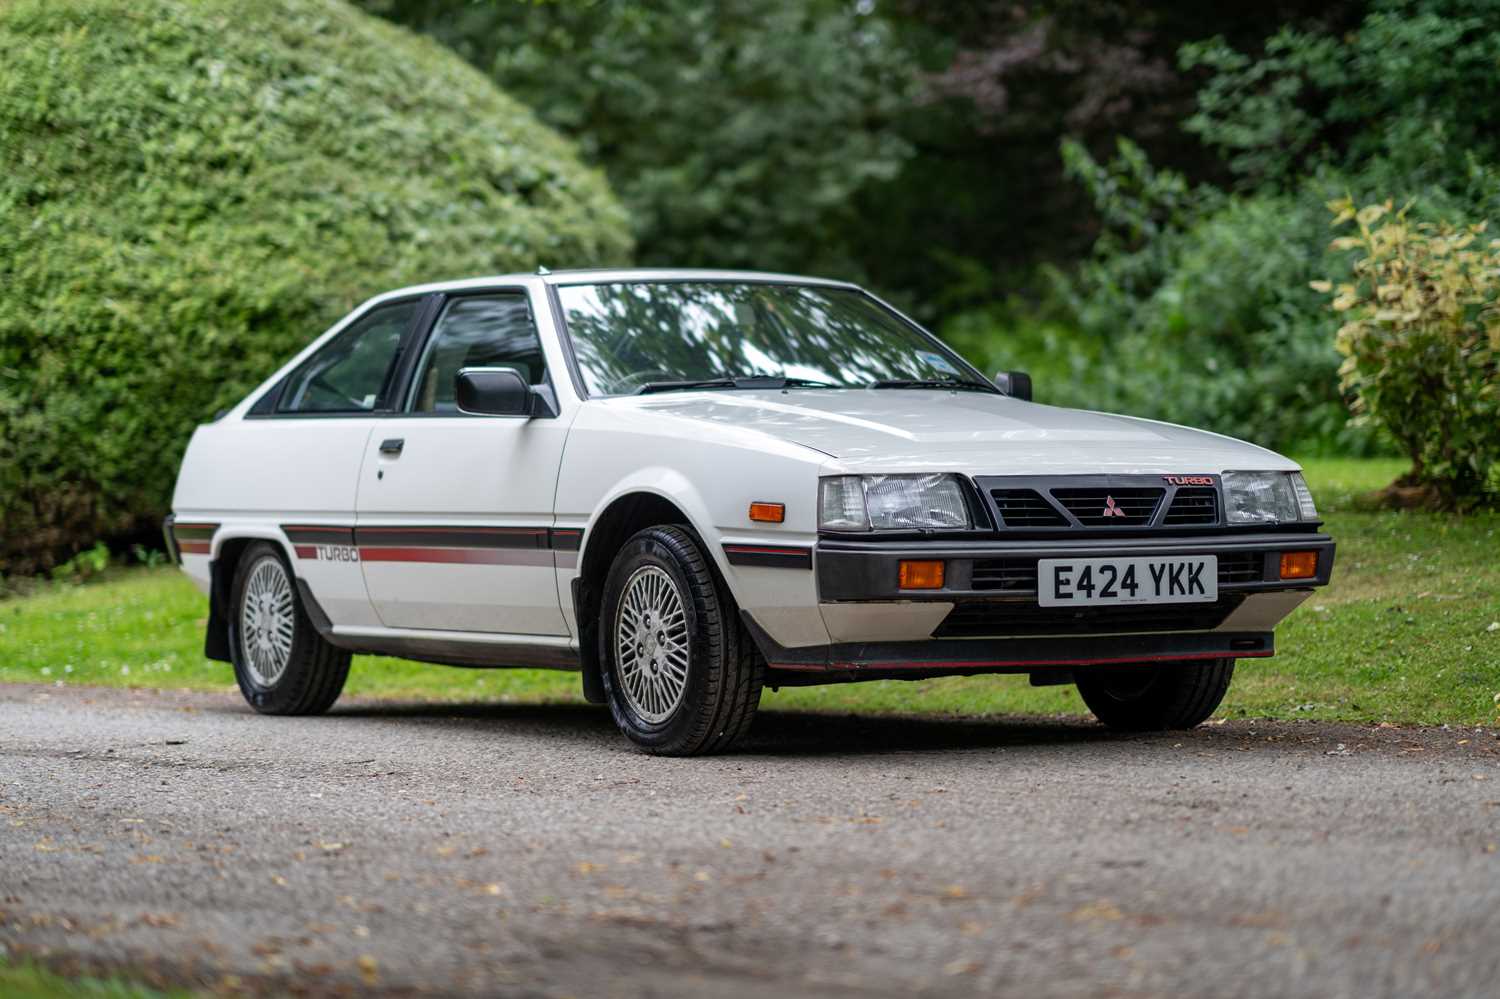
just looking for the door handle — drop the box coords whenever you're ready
[378,438,405,455]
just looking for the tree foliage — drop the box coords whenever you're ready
[1182,0,1500,197]
[365,0,916,280]
[0,0,631,574]
[961,0,1500,457]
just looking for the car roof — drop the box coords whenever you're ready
[371,268,861,302]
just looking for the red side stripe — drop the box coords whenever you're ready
[358,547,514,564]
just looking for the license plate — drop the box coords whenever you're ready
[1037,555,1217,607]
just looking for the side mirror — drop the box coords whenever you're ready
[456,367,532,417]
[993,370,1033,401]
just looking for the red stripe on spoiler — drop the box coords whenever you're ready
[772,649,1272,672]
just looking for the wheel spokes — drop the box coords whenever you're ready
[612,564,690,723]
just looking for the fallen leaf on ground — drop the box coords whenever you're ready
[1070,900,1124,923]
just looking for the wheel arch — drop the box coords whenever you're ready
[204,529,299,663]
[572,487,731,704]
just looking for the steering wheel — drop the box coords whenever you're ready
[309,372,368,410]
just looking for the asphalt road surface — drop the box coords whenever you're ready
[3,683,1498,998]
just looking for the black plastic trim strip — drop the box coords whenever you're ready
[283,525,356,546]
[161,515,179,564]
[549,527,584,551]
[544,283,592,401]
[323,631,580,669]
[723,543,813,569]
[354,526,548,550]
[279,524,582,553]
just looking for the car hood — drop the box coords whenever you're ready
[627,389,1296,475]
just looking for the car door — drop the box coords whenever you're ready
[354,289,572,634]
[233,296,429,629]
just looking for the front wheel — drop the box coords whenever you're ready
[229,541,351,715]
[599,525,764,755]
[1075,659,1234,731]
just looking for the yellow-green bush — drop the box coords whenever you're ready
[0,0,631,574]
[1317,199,1500,506]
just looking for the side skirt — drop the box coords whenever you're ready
[295,579,579,670]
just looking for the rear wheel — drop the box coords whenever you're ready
[1076,659,1234,731]
[599,525,764,755]
[229,542,350,715]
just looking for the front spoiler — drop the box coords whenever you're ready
[744,613,1272,677]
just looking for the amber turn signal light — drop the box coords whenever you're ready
[748,501,785,523]
[898,560,945,590]
[1279,550,1318,579]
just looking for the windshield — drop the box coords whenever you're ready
[553,281,990,396]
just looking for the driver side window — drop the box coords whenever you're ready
[408,294,545,414]
[278,300,418,414]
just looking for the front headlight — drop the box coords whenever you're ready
[819,474,973,532]
[1222,471,1318,524]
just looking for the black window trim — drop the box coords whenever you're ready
[395,285,561,420]
[544,277,996,401]
[244,293,436,421]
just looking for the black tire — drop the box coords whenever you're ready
[228,541,351,716]
[599,525,764,756]
[1075,659,1234,731]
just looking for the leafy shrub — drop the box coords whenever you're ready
[1040,139,1376,454]
[50,542,111,583]
[1317,200,1500,506]
[0,0,632,574]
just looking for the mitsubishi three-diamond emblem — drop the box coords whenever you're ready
[1101,495,1126,518]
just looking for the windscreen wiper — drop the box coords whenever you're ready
[636,376,836,395]
[868,378,997,392]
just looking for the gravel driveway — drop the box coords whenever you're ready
[2,682,1498,997]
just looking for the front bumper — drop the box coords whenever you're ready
[817,531,1334,601]
[750,532,1333,676]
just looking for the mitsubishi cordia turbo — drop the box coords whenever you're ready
[167,269,1335,755]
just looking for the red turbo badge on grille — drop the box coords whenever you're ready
[1163,475,1214,486]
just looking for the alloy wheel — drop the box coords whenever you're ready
[614,565,690,723]
[239,555,295,686]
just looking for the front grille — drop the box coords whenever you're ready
[969,557,1036,592]
[969,553,1268,593]
[975,475,1226,534]
[934,594,1245,638]
[1163,487,1219,526]
[1051,488,1163,527]
[990,489,1068,528]
[1217,551,1265,583]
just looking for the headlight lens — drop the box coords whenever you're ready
[1223,471,1318,524]
[818,474,973,532]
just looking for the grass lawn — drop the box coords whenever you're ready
[0,960,195,999]
[2,458,1496,724]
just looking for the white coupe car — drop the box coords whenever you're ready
[167,269,1334,755]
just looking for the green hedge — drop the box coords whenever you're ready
[0,0,631,574]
